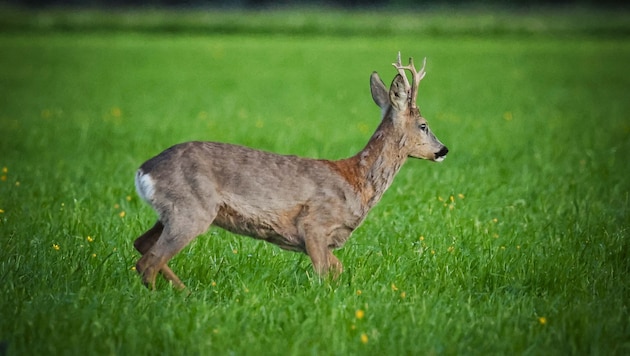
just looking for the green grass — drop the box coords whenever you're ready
[1,9,629,355]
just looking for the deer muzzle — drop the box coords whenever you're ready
[434,146,449,162]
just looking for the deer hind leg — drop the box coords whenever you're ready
[134,221,163,253]
[134,221,185,289]
[136,209,216,290]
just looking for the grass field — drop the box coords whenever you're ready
[0,8,629,355]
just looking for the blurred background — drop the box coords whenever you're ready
[2,0,625,9]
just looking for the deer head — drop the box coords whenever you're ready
[369,52,448,162]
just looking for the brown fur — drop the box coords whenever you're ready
[133,58,448,289]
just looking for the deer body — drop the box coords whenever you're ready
[134,53,448,289]
[137,142,368,252]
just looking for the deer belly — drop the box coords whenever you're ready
[212,204,305,252]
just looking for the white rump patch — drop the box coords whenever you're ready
[135,170,156,203]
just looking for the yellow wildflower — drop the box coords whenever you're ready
[356,122,370,135]
[355,309,365,320]
[119,211,126,218]
[53,244,60,251]
[458,193,465,199]
[111,107,122,118]
[41,109,52,119]
[360,333,368,344]
[86,236,94,242]
[356,290,362,296]
[0,209,4,214]
[391,283,398,291]
[538,317,547,325]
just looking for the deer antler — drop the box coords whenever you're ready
[392,51,427,109]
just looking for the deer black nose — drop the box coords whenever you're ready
[436,146,449,158]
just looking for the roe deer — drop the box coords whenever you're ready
[134,52,448,289]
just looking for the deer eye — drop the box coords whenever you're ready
[418,123,428,132]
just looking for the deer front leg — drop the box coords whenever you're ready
[304,237,343,278]
[327,251,343,278]
[134,221,186,290]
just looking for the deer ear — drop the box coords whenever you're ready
[389,74,409,111]
[370,72,388,109]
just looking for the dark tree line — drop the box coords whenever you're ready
[6,0,625,8]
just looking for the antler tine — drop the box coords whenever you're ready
[392,51,412,91]
[416,57,427,82]
[392,52,427,109]
[410,57,427,109]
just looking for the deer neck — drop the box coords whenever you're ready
[332,120,408,209]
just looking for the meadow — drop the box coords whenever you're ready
[0,7,629,355]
